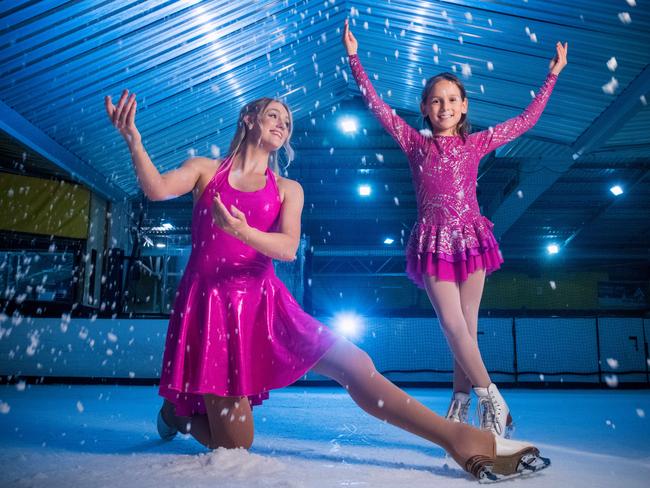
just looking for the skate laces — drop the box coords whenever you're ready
[447,399,468,422]
[447,396,470,422]
[478,396,500,434]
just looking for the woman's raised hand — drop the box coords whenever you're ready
[104,89,141,145]
[549,42,568,75]
[342,19,358,56]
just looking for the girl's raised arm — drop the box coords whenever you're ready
[343,20,424,159]
[471,42,567,156]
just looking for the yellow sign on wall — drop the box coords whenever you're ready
[0,172,90,239]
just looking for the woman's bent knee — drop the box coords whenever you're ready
[207,434,253,450]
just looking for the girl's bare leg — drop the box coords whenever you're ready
[453,269,487,393]
[422,275,491,389]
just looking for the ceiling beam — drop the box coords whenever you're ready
[562,168,649,249]
[489,64,650,239]
[486,151,574,239]
[572,64,650,160]
[0,100,128,202]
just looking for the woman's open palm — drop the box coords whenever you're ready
[104,89,140,143]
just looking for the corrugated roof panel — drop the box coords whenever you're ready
[0,0,648,258]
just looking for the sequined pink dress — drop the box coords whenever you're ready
[158,156,338,415]
[349,54,557,286]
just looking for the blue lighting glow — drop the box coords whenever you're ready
[333,312,364,339]
[547,243,560,255]
[383,237,394,245]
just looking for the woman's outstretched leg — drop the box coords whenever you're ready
[311,338,494,466]
[311,338,549,480]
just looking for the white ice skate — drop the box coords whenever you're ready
[156,403,178,441]
[465,435,551,483]
[474,383,514,438]
[446,391,471,424]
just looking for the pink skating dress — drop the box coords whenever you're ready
[349,54,557,287]
[159,156,338,415]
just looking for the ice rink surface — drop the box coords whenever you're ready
[1,385,649,487]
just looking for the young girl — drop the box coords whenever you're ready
[343,20,567,437]
[104,89,550,482]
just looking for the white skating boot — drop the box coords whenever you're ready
[474,383,514,438]
[466,435,551,483]
[445,391,471,424]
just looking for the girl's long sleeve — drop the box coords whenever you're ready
[348,54,423,159]
[471,73,558,156]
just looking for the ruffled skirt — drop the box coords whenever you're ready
[406,216,504,287]
[158,268,338,416]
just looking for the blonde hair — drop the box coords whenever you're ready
[225,97,294,173]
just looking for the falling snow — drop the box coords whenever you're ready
[602,77,619,94]
[618,12,632,24]
[606,57,618,72]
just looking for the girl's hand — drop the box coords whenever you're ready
[105,89,141,145]
[212,193,250,239]
[342,19,358,56]
[549,42,568,75]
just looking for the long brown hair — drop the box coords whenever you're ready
[225,97,294,173]
[420,72,470,141]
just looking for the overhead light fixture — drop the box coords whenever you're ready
[156,243,166,249]
[358,184,371,197]
[609,185,623,196]
[546,243,559,255]
[339,116,358,134]
[383,237,394,245]
[151,222,175,232]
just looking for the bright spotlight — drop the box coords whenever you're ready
[358,184,372,197]
[156,243,166,249]
[333,312,364,339]
[339,116,358,134]
[383,237,394,245]
[546,243,560,255]
[610,185,623,196]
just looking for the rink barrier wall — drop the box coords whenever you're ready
[0,317,648,386]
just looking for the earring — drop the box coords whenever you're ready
[247,123,253,130]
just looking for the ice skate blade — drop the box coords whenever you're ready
[475,450,551,484]
[157,409,178,441]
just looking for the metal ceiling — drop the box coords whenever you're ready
[1,0,649,260]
